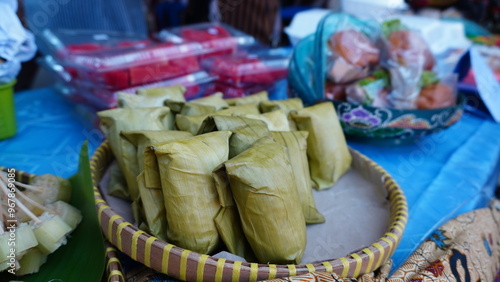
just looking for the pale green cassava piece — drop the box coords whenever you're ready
[152,131,232,254]
[290,102,352,190]
[214,137,306,264]
[271,131,325,224]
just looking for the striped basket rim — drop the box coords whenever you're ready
[0,167,35,183]
[92,141,408,282]
[105,242,125,282]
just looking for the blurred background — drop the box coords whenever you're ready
[13,0,500,91]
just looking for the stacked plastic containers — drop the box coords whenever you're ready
[40,23,290,112]
[158,23,291,99]
[38,28,220,110]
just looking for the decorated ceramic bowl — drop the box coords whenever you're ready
[330,94,466,145]
[288,30,466,145]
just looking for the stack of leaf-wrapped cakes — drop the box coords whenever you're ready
[98,87,352,264]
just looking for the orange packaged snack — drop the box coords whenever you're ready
[329,30,380,68]
[416,83,456,110]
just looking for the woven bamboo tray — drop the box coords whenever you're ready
[92,141,408,281]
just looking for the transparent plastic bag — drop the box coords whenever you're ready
[288,13,379,105]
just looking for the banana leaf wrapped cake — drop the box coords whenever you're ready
[148,131,232,254]
[197,115,271,158]
[291,102,352,190]
[121,130,193,239]
[98,107,173,201]
[213,137,307,264]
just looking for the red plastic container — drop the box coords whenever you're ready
[157,23,256,58]
[201,51,289,87]
[39,29,204,89]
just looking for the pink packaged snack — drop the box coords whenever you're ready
[327,29,380,84]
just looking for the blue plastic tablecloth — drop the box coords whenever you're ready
[0,87,103,179]
[1,87,499,272]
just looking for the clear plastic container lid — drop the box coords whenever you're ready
[39,29,148,53]
[157,23,257,57]
[38,29,205,89]
[39,28,204,71]
[201,49,290,87]
[38,55,73,83]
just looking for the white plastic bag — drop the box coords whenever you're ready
[0,1,37,83]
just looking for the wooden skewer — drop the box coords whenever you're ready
[0,179,41,224]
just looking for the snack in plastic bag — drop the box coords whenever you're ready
[345,69,390,108]
[324,80,347,101]
[416,73,457,110]
[327,29,379,84]
[417,83,455,109]
[329,29,380,67]
[383,19,435,71]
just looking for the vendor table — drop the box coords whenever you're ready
[1,87,499,277]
